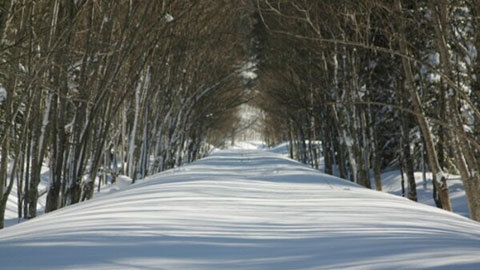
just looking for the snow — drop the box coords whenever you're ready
[4,165,49,228]
[270,143,471,218]
[240,61,257,80]
[429,52,440,66]
[379,170,470,218]
[1,147,480,269]
[0,84,6,102]
[94,174,133,196]
[164,13,174,23]
[226,141,266,150]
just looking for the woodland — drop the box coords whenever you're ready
[1,0,480,229]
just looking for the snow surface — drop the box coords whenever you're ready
[1,149,480,269]
[380,170,470,218]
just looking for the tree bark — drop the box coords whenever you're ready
[400,106,417,201]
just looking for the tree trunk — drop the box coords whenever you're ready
[0,113,10,229]
[322,128,333,175]
[429,0,480,219]
[288,122,294,159]
[400,108,417,201]
[373,147,382,191]
[127,81,141,179]
[371,115,382,191]
[0,0,14,47]
[396,0,452,211]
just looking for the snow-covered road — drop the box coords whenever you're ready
[1,149,480,269]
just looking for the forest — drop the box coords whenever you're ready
[1,0,480,230]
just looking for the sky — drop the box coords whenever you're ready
[1,145,480,269]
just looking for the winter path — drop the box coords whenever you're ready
[1,149,480,269]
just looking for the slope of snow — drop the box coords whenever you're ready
[1,149,480,269]
[4,165,49,227]
[380,170,470,218]
[267,142,471,218]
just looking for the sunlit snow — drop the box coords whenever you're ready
[1,148,479,269]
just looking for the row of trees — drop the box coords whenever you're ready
[254,0,480,221]
[0,0,250,228]
[2,0,480,227]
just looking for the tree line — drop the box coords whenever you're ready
[2,0,480,228]
[254,0,480,221]
[0,0,251,228]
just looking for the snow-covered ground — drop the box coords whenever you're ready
[270,142,471,218]
[1,147,480,269]
[4,166,49,228]
[380,170,470,217]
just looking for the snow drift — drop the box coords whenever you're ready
[0,149,479,269]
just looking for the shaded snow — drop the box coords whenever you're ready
[1,149,480,269]
[4,165,49,228]
[380,170,470,218]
